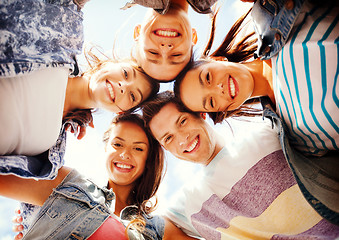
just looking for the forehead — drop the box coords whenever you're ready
[110,122,148,143]
[149,103,181,138]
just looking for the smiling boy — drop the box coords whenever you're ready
[142,91,339,239]
[128,0,217,81]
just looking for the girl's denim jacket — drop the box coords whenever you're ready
[0,0,84,77]
[21,169,165,239]
[261,97,339,226]
[251,0,305,59]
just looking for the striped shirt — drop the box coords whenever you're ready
[272,2,339,156]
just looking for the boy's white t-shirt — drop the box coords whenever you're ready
[165,118,338,239]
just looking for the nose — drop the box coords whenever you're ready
[216,83,225,95]
[179,133,189,146]
[120,150,131,160]
[159,43,173,54]
[118,81,129,94]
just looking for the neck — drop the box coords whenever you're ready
[242,59,275,104]
[206,132,224,166]
[64,75,93,117]
[108,180,134,216]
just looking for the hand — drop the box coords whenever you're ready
[65,118,94,140]
[12,208,23,240]
[64,109,94,140]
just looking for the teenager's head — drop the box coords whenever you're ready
[84,49,160,113]
[174,8,258,123]
[133,5,197,82]
[143,91,221,165]
[175,59,254,110]
[103,113,164,213]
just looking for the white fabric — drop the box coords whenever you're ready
[272,3,339,156]
[0,67,68,155]
[166,118,281,237]
[165,118,336,239]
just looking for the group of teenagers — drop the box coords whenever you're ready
[0,0,338,239]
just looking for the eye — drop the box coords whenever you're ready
[149,50,158,55]
[180,118,187,126]
[172,53,182,57]
[164,135,172,143]
[210,97,214,109]
[206,72,211,84]
[123,69,128,79]
[112,142,122,148]
[135,147,144,152]
[130,92,136,102]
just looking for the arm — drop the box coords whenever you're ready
[0,166,72,206]
[163,217,198,240]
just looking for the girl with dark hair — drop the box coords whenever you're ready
[0,113,165,239]
[174,1,339,224]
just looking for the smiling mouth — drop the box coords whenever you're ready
[184,136,199,153]
[114,162,134,171]
[154,29,180,37]
[228,76,236,99]
[106,80,115,102]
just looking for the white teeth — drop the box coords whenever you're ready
[186,137,198,152]
[229,77,235,98]
[106,81,115,101]
[155,30,178,37]
[116,163,132,169]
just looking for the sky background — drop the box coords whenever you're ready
[0,0,251,238]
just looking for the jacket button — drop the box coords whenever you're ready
[275,33,281,41]
[285,0,294,10]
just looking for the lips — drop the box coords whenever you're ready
[114,162,134,172]
[153,29,180,38]
[184,136,199,153]
[228,75,238,99]
[106,80,115,102]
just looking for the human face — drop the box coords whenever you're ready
[89,62,152,112]
[105,121,149,187]
[149,103,218,165]
[180,61,254,112]
[134,7,197,81]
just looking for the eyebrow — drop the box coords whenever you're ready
[137,88,144,103]
[199,70,208,111]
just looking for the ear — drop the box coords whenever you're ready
[192,28,198,46]
[200,112,206,120]
[134,25,141,41]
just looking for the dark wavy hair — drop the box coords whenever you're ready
[142,91,200,135]
[174,8,261,124]
[102,113,165,217]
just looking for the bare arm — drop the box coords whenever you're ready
[0,166,72,206]
[163,217,198,240]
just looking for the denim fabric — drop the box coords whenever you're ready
[122,0,217,14]
[0,0,84,77]
[22,170,116,240]
[252,0,305,59]
[20,170,165,239]
[261,97,339,225]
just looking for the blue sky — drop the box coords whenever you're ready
[0,0,251,238]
